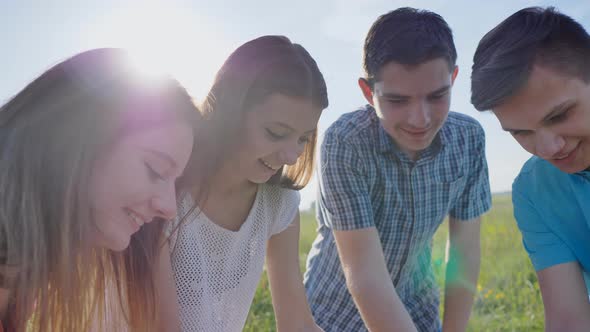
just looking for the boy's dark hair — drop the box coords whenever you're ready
[471,6,590,111]
[363,7,457,81]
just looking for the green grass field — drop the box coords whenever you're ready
[244,194,545,331]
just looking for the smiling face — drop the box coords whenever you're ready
[230,93,322,184]
[361,58,458,160]
[492,65,590,174]
[88,119,193,251]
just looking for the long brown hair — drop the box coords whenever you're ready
[189,35,328,201]
[0,48,200,331]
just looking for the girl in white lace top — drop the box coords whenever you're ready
[162,35,329,331]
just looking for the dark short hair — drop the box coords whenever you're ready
[471,6,590,111]
[363,7,457,80]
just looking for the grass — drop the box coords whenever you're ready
[245,194,545,331]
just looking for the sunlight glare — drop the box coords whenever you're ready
[88,3,231,100]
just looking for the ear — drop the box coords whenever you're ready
[451,66,459,84]
[358,78,375,106]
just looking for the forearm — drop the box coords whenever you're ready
[442,247,480,332]
[267,217,322,332]
[538,263,590,332]
[347,275,417,332]
[272,278,320,332]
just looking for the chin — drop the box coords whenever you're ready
[554,163,587,174]
[103,236,132,252]
[248,177,271,185]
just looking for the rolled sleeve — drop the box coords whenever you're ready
[450,126,492,221]
[317,133,374,231]
[512,186,577,271]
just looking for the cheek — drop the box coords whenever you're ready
[432,100,450,117]
[243,126,278,157]
[515,136,535,153]
[89,155,147,211]
[377,108,403,127]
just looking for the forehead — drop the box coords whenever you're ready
[247,94,322,130]
[493,66,582,125]
[117,120,193,162]
[376,58,453,94]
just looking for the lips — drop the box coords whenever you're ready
[554,149,575,160]
[259,159,280,171]
[125,208,147,229]
[402,127,430,138]
[550,143,580,170]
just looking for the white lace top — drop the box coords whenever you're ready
[167,184,300,332]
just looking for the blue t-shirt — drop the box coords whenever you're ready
[512,156,590,296]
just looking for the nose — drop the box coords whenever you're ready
[151,181,178,220]
[407,101,430,129]
[534,129,565,159]
[279,142,305,166]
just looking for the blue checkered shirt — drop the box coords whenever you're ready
[304,105,491,332]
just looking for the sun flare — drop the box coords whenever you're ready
[88,3,231,99]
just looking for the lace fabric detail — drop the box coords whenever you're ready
[167,184,300,331]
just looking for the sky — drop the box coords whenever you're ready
[1,0,589,208]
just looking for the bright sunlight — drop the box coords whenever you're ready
[86,2,232,100]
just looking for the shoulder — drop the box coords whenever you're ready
[513,157,566,193]
[438,112,486,167]
[323,105,378,144]
[260,184,300,212]
[440,112,486,161]
[443,112,485,140]
[260,185,301,235]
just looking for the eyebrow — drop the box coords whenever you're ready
[378,85,452,99]
[144,148,177,168]
[428,85,452,97]
[268,122,316,135]
[502,99,576,132]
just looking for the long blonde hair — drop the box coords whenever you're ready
[0,48,200,331]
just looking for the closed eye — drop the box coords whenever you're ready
[546,109,571,125]
[265,128,286,141]
[509,130,532,137]
[427,92,448,101]
[145,162,165,181]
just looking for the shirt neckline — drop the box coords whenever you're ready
[199,185,262,234]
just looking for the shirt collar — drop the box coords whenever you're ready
[577,169,590,180]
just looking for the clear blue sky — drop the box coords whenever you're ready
[2,0,589,208]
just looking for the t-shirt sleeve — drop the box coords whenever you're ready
[269,188,301,236]
[512,183,577,271]
[450,124,492,221]
[317,132,374,231]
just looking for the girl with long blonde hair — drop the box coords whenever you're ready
[0,48,200,331]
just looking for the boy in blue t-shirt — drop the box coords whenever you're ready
[471,6,590,331]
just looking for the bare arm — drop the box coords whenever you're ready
[267,212,322,332]
[333,227,417,332]
[155,240,181,332]
[442,217,481,332]
[537,262,590,332]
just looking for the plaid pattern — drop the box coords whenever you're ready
[304,105,491,332]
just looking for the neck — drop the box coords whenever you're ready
[208,164,257,199]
